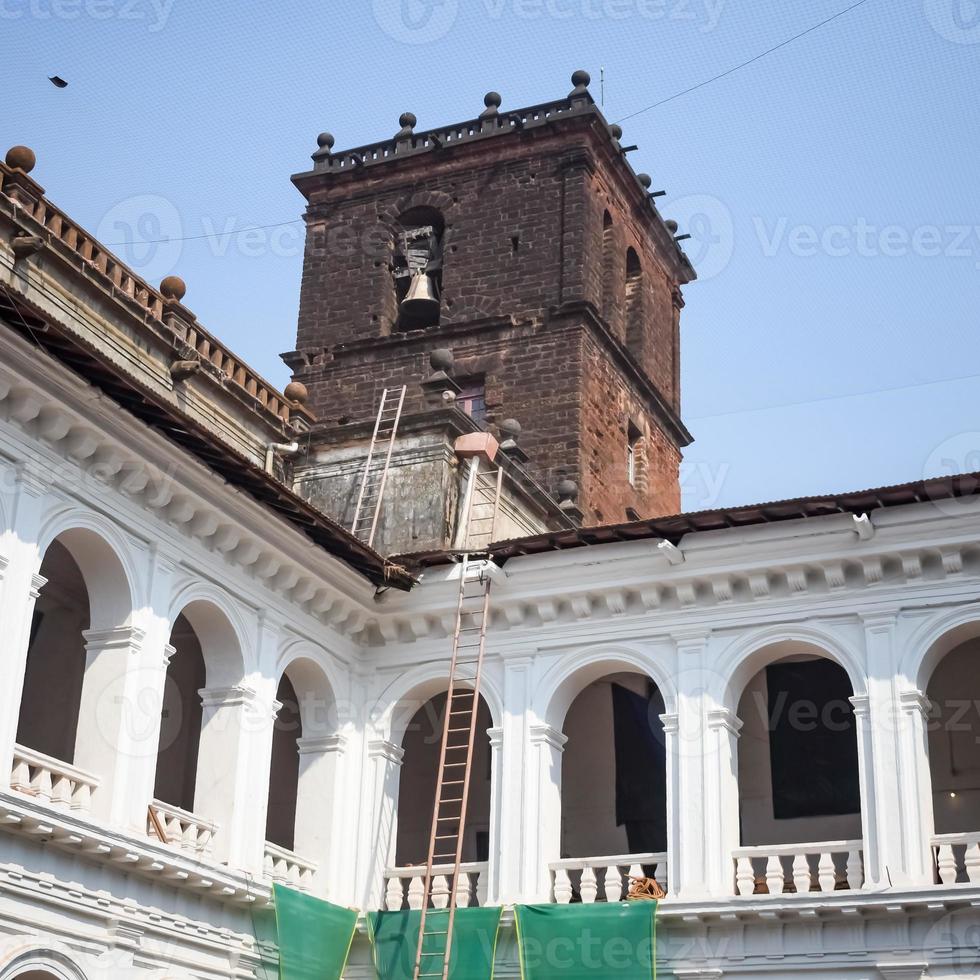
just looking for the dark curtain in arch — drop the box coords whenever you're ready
[266,673,302,850]
[612,682,667,853]
[766,659,860,819]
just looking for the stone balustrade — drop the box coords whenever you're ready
[9,743,99,813]
[147,799,218,857]
[549,852,668,904]
[263,840,317,892]
[933,832,980,884]
[734,841,864,896]
[384,862,489,910]
[0,159,312,427]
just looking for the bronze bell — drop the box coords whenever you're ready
[400,270,439,318]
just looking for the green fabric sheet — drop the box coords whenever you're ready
[368,907,502,980]
[515,902,657,980]
[272,884,358,980]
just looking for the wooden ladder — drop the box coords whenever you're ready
[350,386,406,547]
[412,462,502,980]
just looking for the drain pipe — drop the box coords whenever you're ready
[265,440,301,475]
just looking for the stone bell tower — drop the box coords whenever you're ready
[285,70,695,554]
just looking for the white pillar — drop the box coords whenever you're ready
[486,726,504,905]
[497,656,532,904]
[295,733,348,899]
[859,613,907,887]
[0,468,47,785]
[897,689,937,884]
[358,738,404,910]
[527,723,567,902]
[672,631,714,900]
[705,707,742,898]
[196,682,278,873]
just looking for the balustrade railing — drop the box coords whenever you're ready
[384,863,489,910]
[549,853,668,904]
[933,832,980,885]
[9,744,99,813]
[147,799,217,857]
[734,841,864,896]
[263,840,317,892]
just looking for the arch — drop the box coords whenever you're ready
[168,586,250,687]
[624,246,644,353]
[394,688,495,868]
[903,608,980,693]
[600,211,616,329]
[715,626,867,714]
[377,663,504,748]
[734,640,863,851]
[36,512,136,631]
[537,644,677,733]
[561,668,668,866]
[276,644,343,737]
[0,949,88,980]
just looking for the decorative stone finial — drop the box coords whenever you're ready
[610,124,623,140]
[557,478,578,502]
[430,348,454,374]
[396,112,417,139]
[569,70,591,97]
[499,418,521,441]
[160,275,186,302]
[284,381,309,405]
[664,219,678,235]
[5,145,36,173]
[481,92,502,118]
[637,173,652,189]
[316,132,335,150]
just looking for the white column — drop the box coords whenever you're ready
[897,689,937,884]
[859,613,907,887]
[660,711,680,897]
[486,726,504,905]
[497,655,532,904]
[295,733,347,899]
[196,681,279,873]
[73,624,149,827]
[705,708,742,898]
[527,723,567,902]
[672,631,713,900]
[358,738,404,911]
[0,468,47,786]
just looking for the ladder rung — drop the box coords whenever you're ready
[440,798,463,805]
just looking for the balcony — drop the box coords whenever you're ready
[146,798,218,857]
[384,862,489,910]
[9,743,99,814]
[934,831,980,885]
[734,840,864,895]
[264,840,317,892]
[549,852,667,903]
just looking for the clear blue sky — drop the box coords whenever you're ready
[4,0,978,512]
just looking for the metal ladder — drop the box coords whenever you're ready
[412,462,503,980]
[350,386,406,547]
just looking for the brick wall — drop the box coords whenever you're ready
[289,112,691,522]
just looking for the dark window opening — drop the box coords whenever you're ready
[766,659,860,819]
[457,377,487,425]
[625,247,644,352]
[627,421,642,486]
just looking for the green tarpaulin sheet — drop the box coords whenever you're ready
[270,884,358,980]
[515,902,657,980]
[368,907,503,980]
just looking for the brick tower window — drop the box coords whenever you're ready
[625,247,644,354]
[393,206,444,331]
[457,377,487,425]
[627,421,643,486]
[600,210,616,328]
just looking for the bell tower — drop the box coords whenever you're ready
[285,71,695,554]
